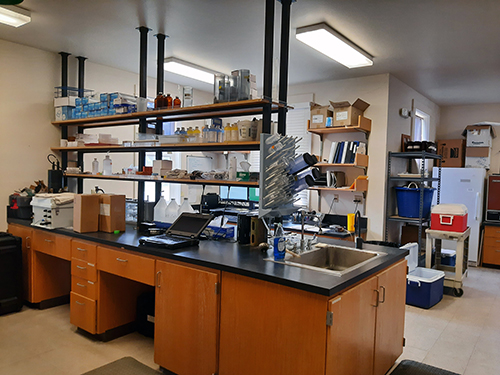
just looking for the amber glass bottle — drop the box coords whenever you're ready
[173,96,181,108]
[155,92,163,109]
[166,94,173,109]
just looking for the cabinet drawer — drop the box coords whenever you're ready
[483,245,500,265]
[70,292,96,334]
[32,230,71,260]
[484,225,500,239]
[483,236,500,249]
[71,258,97,282]
[72,240,97,263]
[97,246,155,286]
[72,275,97,300]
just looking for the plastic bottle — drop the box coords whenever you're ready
[230,123,239,142]
[178,197,195,215]
[153,195,168,222]
[202,124,209,142]
[228,156,237,180]
[173,96,181,108]
[273,223,286,260]
[208,125,217,143]
[92,158,99,175]
[165,94,173,108]
[193,126,201,143]
[217,124,224,142]
[224,123,232,142]
[180,127,187,135]
[165,198,180,223]
[103,154,112,175]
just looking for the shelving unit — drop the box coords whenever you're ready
[308,116,372,137]
[385,151,442,252]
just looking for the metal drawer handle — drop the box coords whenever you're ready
[379,286,386,304]
[44,239,53,243]
[372,289,380,307]
[156,271,161,288]
[76,265,86,270]
[75,301,85,306]
[496,250,500,253]
[116,258,128,263]
[77,248,87,252]
[76,283,86,288]
[26,236,31,249]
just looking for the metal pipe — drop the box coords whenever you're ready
[156,33,166,95]
[277,0,292,135]
[76,56,87,98]
[137,26,150,101]
[262,0,275,134]
[59,52,70,97]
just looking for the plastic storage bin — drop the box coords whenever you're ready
[406,267,445,309]
[431,204,468,233]
[395,185,435,218]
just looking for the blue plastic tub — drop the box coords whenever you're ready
[406,267,444,309]
[440,249,456,267]
[395,186,435,218]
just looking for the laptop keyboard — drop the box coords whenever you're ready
[152,235,184,244]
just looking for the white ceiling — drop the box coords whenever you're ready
[1,0,500,106]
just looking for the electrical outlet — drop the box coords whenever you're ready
[333,194,339,202]
[354,195,363,203]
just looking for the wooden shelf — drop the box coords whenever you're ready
[308,116,371,136]
[52,99,281,128]
[316,153,369,168]
[52,141,260,153]
[64,174,259,188]
[309,177,368,192]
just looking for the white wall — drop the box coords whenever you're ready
[439,104,500,174]
[385,75,441,242]
[287,74,390,240]
[0,38,212,231]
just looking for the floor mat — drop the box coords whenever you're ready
[391,360,460,375]
[81,357,161,375]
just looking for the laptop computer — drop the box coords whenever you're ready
[139,212,213,250]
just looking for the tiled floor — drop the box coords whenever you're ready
[0,266,499,375]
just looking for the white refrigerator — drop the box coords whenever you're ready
[432,167,486,264]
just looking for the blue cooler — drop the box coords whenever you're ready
[440,249,456,266]
[401,242,445,309]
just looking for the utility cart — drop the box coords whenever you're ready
[425,227,470,297]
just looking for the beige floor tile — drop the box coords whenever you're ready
[466,335,500,370]
[0,352,69,375]
[464,361,499,375]
[422,351,469,374]
[396,346,428,363]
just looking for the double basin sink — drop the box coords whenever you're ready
[265,243,387,277]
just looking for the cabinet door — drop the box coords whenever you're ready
[155,260,220,375]
[373,260,407,375]
[326,276,378,375]
[8,224,33,302]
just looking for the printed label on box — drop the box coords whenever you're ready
[336,111,348,121]
[312,114,324,124]
[100,203,110,216]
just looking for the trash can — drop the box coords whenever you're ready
[395,184,435,218]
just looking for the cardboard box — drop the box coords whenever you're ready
[54,96,77,108]
[310,103,333,129]
[465,147,491,169]
[153,160,173,175]
[462,124,496,147]
[55,106,73,121]
[73,194,100,233]
[99,194,126,233]
[401,225,426,246]
[330,98,370,127]
[437,139,465,167]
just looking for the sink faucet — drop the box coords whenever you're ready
[299,209,319,253]
[354,211,363,249]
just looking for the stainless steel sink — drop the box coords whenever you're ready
[265,244,387,276]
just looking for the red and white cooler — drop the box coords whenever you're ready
[431,204,468,232]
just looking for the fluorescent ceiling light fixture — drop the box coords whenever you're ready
[164,57,214,84]
[0,5,30,27]
[296,23,373,69]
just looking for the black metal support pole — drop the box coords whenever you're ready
[262,0,275,134]
[59,52,70,97]
[277,0,292,135]
[137,26,150,225]
[155,33,167,203]
[76,56,87,98]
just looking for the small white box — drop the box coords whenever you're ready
[54,96,77,108]
[153,160,173,170]
[55,106,73,121]
[462,125,496,147]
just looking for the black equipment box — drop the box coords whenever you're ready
[0,232,23,315]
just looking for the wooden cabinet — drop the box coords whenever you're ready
[373,260,407,375]
[155,260,220,375]
[70,292,96,334]
[8,224,33,302]
[71,239,97,264]
[483,225,500,265]
[326,277,378,375]
[32,230,71,260]
[219,272,328,375]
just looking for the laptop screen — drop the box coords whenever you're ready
[167,213,213,238]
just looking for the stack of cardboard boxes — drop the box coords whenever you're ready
[73,194,126,233]
[310,98,370,129]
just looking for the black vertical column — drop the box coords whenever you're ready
[277,0,292,135]
[155,33,167,204]
[76,56,87,98]
[262,0,275,134]
[137,26,150,224]
[59,52,70,188]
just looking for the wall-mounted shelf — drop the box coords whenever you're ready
[316,153,369,169]
[389,176,440,182]
[51,141,260,153]
[308,116,371,137]
[52,99,283,128]
[387,216,430,225]
[64,173,259,188]
[309,177,368,193]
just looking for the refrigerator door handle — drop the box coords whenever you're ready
[475,192,480,221]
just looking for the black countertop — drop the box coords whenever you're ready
[8,218,408,297]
